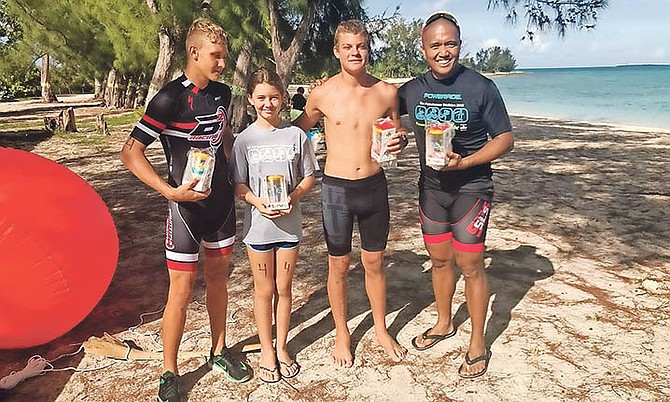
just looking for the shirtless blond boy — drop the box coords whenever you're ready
[294,20,408,367]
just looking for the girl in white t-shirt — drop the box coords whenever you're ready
[231,68,317,383]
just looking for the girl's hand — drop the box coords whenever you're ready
[255,199,283,219]
[277,196,294,216]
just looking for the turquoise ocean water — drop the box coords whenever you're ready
[489,65,670,130]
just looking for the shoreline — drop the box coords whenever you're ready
[508,112,670,134]
[2,95,670,135]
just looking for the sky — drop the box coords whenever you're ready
[365,0,670,68]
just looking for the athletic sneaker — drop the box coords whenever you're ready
[208,347,251,383]
[157,371,180,402]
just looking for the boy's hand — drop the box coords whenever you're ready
[169,178,210,202]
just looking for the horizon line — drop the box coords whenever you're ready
[516,62,670,69]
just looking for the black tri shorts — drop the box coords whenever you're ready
[164,194,236,271]
[321,171,390,256]
[419,188,492,253]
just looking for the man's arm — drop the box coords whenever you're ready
[120,137,208,202]
[442,131,514,171]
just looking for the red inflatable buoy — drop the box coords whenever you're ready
[0,147,118,349]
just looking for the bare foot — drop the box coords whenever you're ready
[332,332,353,368]
[375,332,407,363]
[275,348,292,367]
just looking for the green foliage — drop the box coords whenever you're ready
[0,0,21,49]
[369,18,423,79]
[296,0,367,78]
[459,55,476,70]
[488,0,609,38]
[0,46,39,100]
[49,63,95,94]
[6,0,116,77]
[473,46,517,73]
[83,0,157,75]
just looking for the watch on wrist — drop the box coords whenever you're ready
[400,133,409,147]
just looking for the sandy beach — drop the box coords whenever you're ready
[1,109,669,401]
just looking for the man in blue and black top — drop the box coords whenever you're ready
[398,11,514,379]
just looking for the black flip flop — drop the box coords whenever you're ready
[458,349,492,379]
[258,365,280,383]
[278,360,301,378]
[411,326,457,351]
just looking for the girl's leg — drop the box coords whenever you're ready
[274,246,299,376]
[247,246,279,381]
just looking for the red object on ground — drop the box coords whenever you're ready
[0,147,118,349]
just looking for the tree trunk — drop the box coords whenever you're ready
[135,84,147,108]
[231,39,253,133]
[105,69,128,109]
[269,0,318,87]
[96,113,110,135]
[145,0,158,13]
[124,78,137,109]
[146,27,177,104]
[63,107,77,132]
[94,77,104,100]
[41,54,58,103]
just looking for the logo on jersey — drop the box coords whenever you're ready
[189,106,227,147]
[466,201,491,238]
[165,209,175,250]
[414,105,469,124]
[247,145,297,164]
[423,92,462,100]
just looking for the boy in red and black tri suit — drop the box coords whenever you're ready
[121,18,249,402]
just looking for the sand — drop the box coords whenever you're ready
[0,102,669,401]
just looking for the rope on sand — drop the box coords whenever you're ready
[0,305,250,390]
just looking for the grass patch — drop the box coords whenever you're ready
[0,109,142,137]
[105,109,144,127]
[0,120,45,132]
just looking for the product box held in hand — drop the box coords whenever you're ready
[183,147,216,192]
[371,117,397,168]
[425,120,455,169]
[265,174,289,210]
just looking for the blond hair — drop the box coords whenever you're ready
[334,20,369,47]
[185,18,228,51]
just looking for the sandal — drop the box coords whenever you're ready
[258,364,280,383]
[458,349,492,379]
[411,326,457,351]
[278,359,301,378]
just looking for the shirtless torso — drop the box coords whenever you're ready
[296,64,402,180]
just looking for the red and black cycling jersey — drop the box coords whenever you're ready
[130,74,233,207]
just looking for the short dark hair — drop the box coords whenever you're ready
[297,87,304,94]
